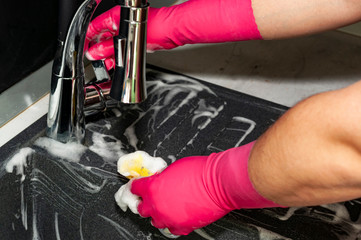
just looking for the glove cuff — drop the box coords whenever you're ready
[204,141,285,210]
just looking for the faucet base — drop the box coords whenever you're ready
[47,75,85,143]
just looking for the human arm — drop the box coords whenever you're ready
[254,0,361,39]
[85,0,361,67]
[249,80,361,206]
[131,80,361,235]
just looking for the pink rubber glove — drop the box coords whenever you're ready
[86,0,262,69]
[131,141,283,236]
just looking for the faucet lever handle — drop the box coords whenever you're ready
[91,60,111,82]
[109,35,127,102]
[110,4,149,104]
[114,35,127,68]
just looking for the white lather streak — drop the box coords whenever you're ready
[232,117,256,147]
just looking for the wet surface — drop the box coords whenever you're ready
[1,67,360,239]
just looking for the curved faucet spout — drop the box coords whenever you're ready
[47,0,148,143]
[53,0,102,79]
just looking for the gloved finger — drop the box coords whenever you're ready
[130,177,150,197]
[85,30,113,53]
[92,31,114,43]
[150,218,166,229]
[137,200,152,218]
[85,38,114,61]
[86,6,120,42]
[104,58,115,70]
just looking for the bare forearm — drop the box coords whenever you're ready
[253,0,361,39]
[249,80,361,207]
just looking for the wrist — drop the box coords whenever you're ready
[204,141,284,210]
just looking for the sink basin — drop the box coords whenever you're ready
[1,66,360,239]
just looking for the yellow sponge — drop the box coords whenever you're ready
[117,151,167,179]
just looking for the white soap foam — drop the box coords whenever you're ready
[89,131,125,163]
[34,137,86,163]
[111,108,122,117]
[32,198,41,240]
[114,179,140,214]
[87,122,127,164]
[115,151,168,214]
[117,151,167,178]
[181,101,224,150]
[98,214,134,239]
[124,123,140,151]
[146,75,217,132]
[193,229,215,240]
[167,155,177,164]
[54,212,61,240]
[253,225,292,240]
[274,204,361,239]
[5,147,35,182]
[4,148,35,231]
[232,117,256,147]
[79,212,85,240]
[277,207,301,221]
[20,184,28,230]
[192,100,224,130]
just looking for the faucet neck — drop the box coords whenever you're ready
[47,0,149,143]
[53,0,102,79]
[117,0,147,7]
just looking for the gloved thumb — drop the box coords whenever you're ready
[130,176,150,197]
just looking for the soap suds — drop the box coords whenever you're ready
[191,100,224,130]
[34,137,86,162]
[167,155,177,163]
[111,108,122,117]
[117,151,167,178]
[232,117,256,147]
[98,214,134,240]
[5,147,35,182]
[114,151,178,238]
[4,148,34,231]
[193,229,215,240]
[114,179,139,214]
[253,225,292,240]
[79,212,85,240]
[86,122,127,164]
[179,101,224,153]
[115,151,167,214]
[124,121,140,151]
[89,131,125,163]
[32,199,41,240]
[278,207,301,221]
[55,212,61,240]
[21,184,28,230]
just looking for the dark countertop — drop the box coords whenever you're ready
[1,66,360,240]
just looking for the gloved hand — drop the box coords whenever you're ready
[85,0,262,69]
[131,141,283,236]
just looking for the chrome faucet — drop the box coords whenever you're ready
[47,0,149,143]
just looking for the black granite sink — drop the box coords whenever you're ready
[1,66,361,240]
